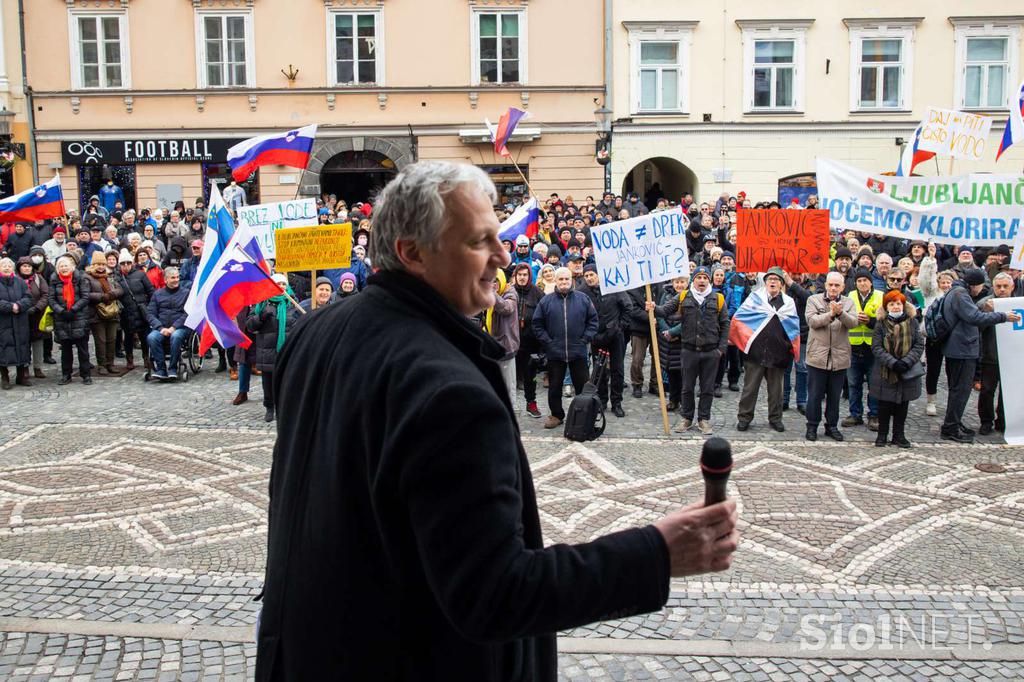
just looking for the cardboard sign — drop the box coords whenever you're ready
[590,207,689,294]
[817,157,1023,246]
[918,107,993,161]
[236,198,318,258]
[273,223,352,272]
[736,209,830,274]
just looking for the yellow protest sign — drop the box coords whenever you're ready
[273,223,353,272]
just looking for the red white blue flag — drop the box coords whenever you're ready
[728,289,801,360]
[227,124,317,183]
[0,174,65,223]
[895,124,935,177]
[996,79,1024,162]
[485,108,529,158]
[184,222,283,354]
[498,197,539,242]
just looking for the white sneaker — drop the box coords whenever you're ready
[926,398,937,416]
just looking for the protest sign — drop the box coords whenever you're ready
[236,198,318,258]
[590,207,689,295]
[993,297,1024,444]
[273,223,352,272]
[816,157,1024,246]
[918,107,993,161]
[736,209,830,274]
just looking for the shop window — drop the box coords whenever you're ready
[479,165,528,210]
[77,164,136,214]
[202,162,260,206]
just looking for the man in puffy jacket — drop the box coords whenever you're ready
[145,267,191,380]
[940,269,1021,443]
[579,264,640,418]
[532,266,598,429]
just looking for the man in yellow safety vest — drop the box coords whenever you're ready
[843,268,882,431]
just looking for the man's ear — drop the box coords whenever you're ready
[395,239,427,277]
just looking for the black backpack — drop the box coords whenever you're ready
[924,291,960,346]
[563,351,609,442]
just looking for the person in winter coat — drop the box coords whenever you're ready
[532,266,598,429]
[16,257,49,379]
[337,272,359,300]
[48,254,93,385]
[803,272,859,442]
[653,274,690,411]
[162,235,189,270]
[869,290,925,448]
[299,276,340,312]
[649,267,730,435]
[136,248,165,290]
[324,251,369,291]
[977,272,1015,435]
[782,272,817,413]
[919,249,956,416]
[145,267,191,380]
[245,273,300,421]
[231,306,256,405]
[0,257,33,389]
[511,263,544,418]
[2,223,33,261]
[485,269,519,405]
[178,240,203,286]
[115,249,155,371]
[939,269,1021,443]
[580,264,639,419]
[84,251,125,375]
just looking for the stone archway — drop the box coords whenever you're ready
[621,157,698,206]
[298,136,415,198]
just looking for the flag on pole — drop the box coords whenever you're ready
[184,223,283,355]
[498,198,540,242]
[0,174,65,222]
[184,182,236,323]
[227,124,317,182]
[895,124,936,176]
[996,79,1024,161]
[728,289,801,360]
[485,108,530,158]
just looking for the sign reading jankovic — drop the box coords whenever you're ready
[61,138,239,165]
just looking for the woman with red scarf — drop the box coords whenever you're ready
[48,254,93,385]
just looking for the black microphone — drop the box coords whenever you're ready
[701,437,733,506]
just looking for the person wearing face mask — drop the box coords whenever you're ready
[16,257,49,379]
[869,291,925,448]
[48,254,93,385]
[803,272,859,442]
[0,257,33,389]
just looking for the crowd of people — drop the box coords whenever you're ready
[1,183,1022,444]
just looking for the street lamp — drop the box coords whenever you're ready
[594,103,613,195]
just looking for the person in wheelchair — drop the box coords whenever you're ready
[145,266,191,380]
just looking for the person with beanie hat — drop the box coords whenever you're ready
[843,267,883,430]
[938,268,1021,442]
[115,246,154,372]
[42,226,68,263]
[15,256,49,379]
[300,276,340,312]
[869,290,924,448]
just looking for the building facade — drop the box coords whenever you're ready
[610,1,1024,204]
[0,1,32,196]
[27,0,607,213]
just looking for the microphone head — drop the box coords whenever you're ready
[700,437,733,480]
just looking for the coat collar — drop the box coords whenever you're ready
[368,269,506,363]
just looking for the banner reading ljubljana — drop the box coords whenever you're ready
[816,157,1024,246]
[590,207,689,294]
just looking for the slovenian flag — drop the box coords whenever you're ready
[996,79,1024,161]
[485,108,529,158]
[498,197,540,242]
[895,124,935,177]
[728,289,801,360]
[183,182,236,332]
[0,174,65,223]
[227,124,317,183]
[185,222,283,355]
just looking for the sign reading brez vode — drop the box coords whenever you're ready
[61,138,239,165]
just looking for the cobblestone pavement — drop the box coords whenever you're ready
[1,365,1022,679]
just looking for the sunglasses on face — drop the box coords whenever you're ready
[888,276,904,282]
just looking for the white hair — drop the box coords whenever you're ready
[993,271,1014,284]
[554,267,572,279]
[825,271,845,285]
[371,161,496,272]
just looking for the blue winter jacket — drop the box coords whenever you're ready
[531,288,599,362]
[324,253,368,291]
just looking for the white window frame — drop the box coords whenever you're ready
[847,23,916,112]
[624,22,695,115]
[67,9,131,90]
[194,9,255,89]
[739,21,809,114]
[953,23,1021,111]
[470,7,527,86]
[326,8,385,87]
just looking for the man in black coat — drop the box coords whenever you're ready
[256,162,740,682]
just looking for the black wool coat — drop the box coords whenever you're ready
[0,276,32,366]
[47,271,92,342]
[256,269,670,682]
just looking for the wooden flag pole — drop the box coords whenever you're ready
[310,269,318,310]
[645,283,671,436]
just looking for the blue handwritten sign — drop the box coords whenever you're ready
[590,207,690,294]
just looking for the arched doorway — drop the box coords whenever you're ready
[319,150,397,207]
[622,157,697,206]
